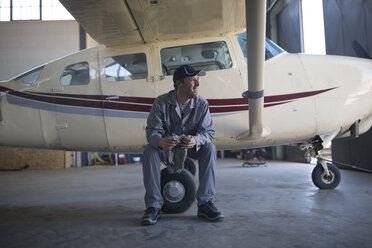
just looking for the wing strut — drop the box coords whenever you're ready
[238,0,270,140]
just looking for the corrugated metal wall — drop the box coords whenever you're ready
[277,0,303,53]
[0,21,79,81]
[323,0,372,58]
[326,0,372,170]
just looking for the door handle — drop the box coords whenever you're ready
[50,87,64,92]
[56,123,68,129]
[105,95,120,101]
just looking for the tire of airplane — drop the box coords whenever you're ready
[311,163,341,189]
[184,157,197,176]
[161,168,196,213]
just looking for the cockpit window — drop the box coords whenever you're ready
[161,41,233,75]
[13,65,45,84]
[59,62,90,86]
[265,39,285,60]
[237,32,285,61]
[104,53,148,82]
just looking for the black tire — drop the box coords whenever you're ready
[184,157,197,176]
[311,163,341,189]
[161,168,196,213]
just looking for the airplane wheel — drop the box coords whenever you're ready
[184,157,196,176]
[311,163,341,189]
[161,168,196,213]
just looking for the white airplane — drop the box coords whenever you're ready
[0,0,372,212]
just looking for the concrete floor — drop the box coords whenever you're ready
[0,159,371,248]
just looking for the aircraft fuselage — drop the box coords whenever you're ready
[0,35,372,152]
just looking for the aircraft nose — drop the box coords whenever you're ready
[341,57,372,88]
[361,59,372,88]
[356,58,372,109]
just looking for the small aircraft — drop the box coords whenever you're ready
[0,0,372,212]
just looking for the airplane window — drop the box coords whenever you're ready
[13,65,45,84]
[59,62,90,86]
[160,41,233,75]
[104,53,148,82]
[237,32,285,61]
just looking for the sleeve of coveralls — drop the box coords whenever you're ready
[193,103,215,151]
[146,98,166,148]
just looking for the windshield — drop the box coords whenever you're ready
[13,65,45,84]
[161,41,233,75]
[237,32,285,61]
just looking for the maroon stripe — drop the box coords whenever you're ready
[264,101,293,108]
[208,98,248,105]
[8,88,152,112]
[11,90,105,109]
[210,101,293,113]
[210,105,248,113]
[104,102,152,112]
[207,87,337,106]
[28,91,103,100]
[1,85,336,114]
[27,91,155,104]
[264,87,337,103]
[25,88,336,106]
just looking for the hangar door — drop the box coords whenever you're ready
[323,0,372,58]
[277,0,304,53]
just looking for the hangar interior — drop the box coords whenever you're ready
[1,1,372,247]
[0,0,371,170]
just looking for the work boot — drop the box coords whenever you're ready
[197,201,224,222]
[141,207,161,225]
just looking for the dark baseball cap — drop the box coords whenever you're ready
[173,65,206,83]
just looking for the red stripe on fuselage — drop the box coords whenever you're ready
[207,87,337,106]
[0,86,337,114]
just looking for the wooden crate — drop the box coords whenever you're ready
[0,146,72,170]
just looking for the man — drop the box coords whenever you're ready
[141,65,224,225]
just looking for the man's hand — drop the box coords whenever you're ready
[180,136,196,149]
[157,137,177,151]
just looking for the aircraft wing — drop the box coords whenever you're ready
[59,0,246,46]
[60,0,267,139]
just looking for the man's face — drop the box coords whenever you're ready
[178,75,200,99]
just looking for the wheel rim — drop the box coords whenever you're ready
[321,171,335,184]
[163,180,185,203]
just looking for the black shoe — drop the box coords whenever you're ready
[141,207,161,225]
[197,202,224,222]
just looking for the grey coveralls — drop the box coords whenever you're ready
[142,90,217,209]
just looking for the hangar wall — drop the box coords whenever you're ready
[323,0,372,58]
[276,0,303,53]
[0,20,81,169]
[0,146,72,170]
[0,20,79,81]
[324,0,372,170]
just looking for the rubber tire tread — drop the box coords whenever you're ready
[184,157,197,176]
[161,168,196,213]
[311,163,341,189]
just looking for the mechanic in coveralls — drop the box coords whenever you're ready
[141,65,224,225]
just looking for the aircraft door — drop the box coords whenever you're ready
[99,47,154,151]
[159,39,246,143]
[53,48,109,150]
